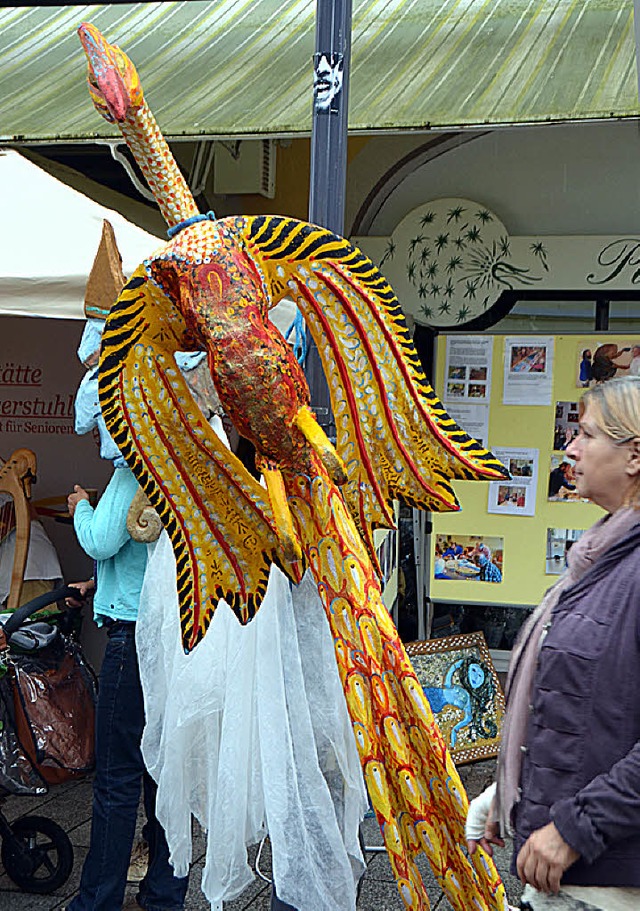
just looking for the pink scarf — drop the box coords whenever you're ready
[496,507,640,836]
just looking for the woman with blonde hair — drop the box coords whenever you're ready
[467,376,640,911]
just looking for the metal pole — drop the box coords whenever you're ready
[305,0,352,438]
[595,297,609,331]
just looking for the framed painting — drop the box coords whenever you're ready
[405,632,505,764]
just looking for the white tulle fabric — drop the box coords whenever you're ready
[136,533,367,910]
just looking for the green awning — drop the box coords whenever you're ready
[0,0,637,142]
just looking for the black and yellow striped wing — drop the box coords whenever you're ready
[236,216,509,551]
[98,266,283,651]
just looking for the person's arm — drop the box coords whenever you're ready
[517,728,640,893]
[466,783,504,857]
[550,740,640,864]
[443,657,465,687]
[68,472,137,561]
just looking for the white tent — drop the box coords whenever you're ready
[0,148,162,319]
[0,148,298,332]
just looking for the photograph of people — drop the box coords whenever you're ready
[576,340,640,387]
[496,486,526,509]
[578,348,592,387]
[469,367,488,381]
[509,345,547,374]
[553,402,580,452]
[468,383,487,398]
[466,376,640,910]
[509,459,534,478]
[434,535,503,582]
[590,343,632,383]
[547,457,578,501]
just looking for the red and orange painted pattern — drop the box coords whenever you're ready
[286,458,507,911]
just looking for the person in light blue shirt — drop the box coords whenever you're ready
[66,468,188,911]
[71,467,147,626]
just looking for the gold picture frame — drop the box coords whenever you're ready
[405,632,505,764]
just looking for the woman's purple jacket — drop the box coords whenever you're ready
[512,520,640,886]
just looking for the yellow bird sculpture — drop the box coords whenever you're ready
[78,22,510,911]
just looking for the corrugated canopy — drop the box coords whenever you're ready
[1,0,638,142]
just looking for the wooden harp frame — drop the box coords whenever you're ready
[0,449,37,611]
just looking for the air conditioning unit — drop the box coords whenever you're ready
[213,139,276,198]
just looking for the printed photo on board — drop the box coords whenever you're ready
[508,457,534,477]
[446,382,465,398]
[468,383,487,398]
[509,344,547,374]
[469,367,487,381]
[434,534,503,583]
[553,401,580,451]
[576,340,640,387]
[546,527,586,574]
[448,365,466,380]
[496,485,526,508]
[548,454,583,502]
[487,446,539,517]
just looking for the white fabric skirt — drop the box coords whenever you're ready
[137,532,367,911]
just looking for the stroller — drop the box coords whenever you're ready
[0,586,97,893]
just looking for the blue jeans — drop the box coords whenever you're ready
[270,890,297,910]
[69,622,188,911]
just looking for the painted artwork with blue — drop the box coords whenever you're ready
[407,634,505,762]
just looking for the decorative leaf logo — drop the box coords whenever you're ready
[447,205,465,223]
[379,239,395,266]
[391,199,547,326]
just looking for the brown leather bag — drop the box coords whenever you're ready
[11,637,96,786]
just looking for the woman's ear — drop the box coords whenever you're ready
[627,439,640,477]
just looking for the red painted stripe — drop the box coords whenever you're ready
[115,371,248,646]
[293,278,394,523]
[299,274,456,510]
[331,265,505,480]
[148,371,253,596]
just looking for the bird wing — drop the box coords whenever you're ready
[98,266,287,651]
[236,216,509,554]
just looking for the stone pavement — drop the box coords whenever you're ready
[0,759,523,911]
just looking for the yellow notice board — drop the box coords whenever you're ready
[429,335,632,607]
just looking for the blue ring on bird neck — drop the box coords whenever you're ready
[167,210,217,238]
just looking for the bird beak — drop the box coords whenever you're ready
[78,23,131,122]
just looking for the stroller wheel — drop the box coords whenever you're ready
[1,814,74,893]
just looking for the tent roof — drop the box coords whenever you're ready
[0,1,637,143]
[0,148,161,318]
[0,148,298,333]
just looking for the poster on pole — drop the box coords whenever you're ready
[487,447,539,517]
[503,337,554,405]
[444,336,493,404]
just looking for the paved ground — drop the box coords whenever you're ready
[0,759,522,910]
